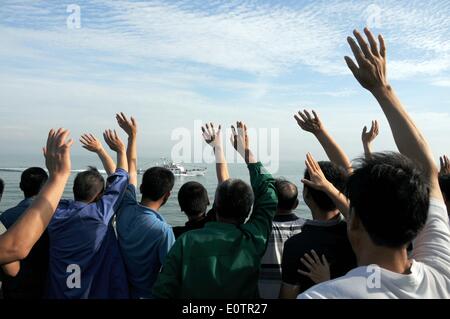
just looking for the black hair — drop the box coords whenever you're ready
[275,178,298,210]
[439,174,450,202]
[73,167,105,202]
[346,152,429,248]
[0,178,4,195]
[140,167,175,201]
[303,161,347,211]
[20,167,48,198]
[214,179,254,224]
[178,181,209,217]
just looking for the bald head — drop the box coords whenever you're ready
[275,179,299,212]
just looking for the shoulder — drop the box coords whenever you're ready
[299,268,365,299]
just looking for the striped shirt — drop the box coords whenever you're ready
[258,213,305,299]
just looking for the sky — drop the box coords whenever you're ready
[0,0,450,170]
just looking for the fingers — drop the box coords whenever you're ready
[362,125,367,136]
[353,29,374,62]
[310,250,321,264]
[300,257,313,271]
[364,27,380,57]
[347,36,369,68]
[303,252,316,266]
[344,56,359,78]
[379,34,386,59]
[312,110,319,121]
[321,254,329,267]
[297,269,312,278]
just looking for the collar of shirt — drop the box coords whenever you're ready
[304,213,345,227]
[273,213,299,222]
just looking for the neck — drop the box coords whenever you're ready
[188,213,206,222]
[140,198,162,211]
[356,245,411,274]
[276,208,294,216]
[310,208,340,221]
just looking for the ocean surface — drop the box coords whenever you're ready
[0,156,311,226]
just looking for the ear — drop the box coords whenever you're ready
[19,182,24,192]
[293,198,299,210]
[348,208,362,232]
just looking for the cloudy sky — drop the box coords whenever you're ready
[0,0,449,168]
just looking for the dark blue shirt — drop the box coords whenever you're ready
[116,184,175,299]
[46,168,130,299]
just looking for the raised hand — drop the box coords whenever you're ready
[345,27,388,91]
[116,112,137,137]
[298,250,330,284]
[230,121,255,163]
[440,155,450,175]
[43,128,73,178]
[294,110,324,135]
[80,134,104,153]
[362,120,379,145]
[202,123,223,149]
[301,153,332,192]
[103,129,125,153]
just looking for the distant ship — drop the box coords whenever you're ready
[137,158,207,177]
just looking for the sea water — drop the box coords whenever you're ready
[0,156,311,226]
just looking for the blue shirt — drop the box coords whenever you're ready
[116,184,175,299]
[46,169,129,299]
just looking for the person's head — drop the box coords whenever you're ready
[20,167,48,198]
[346,152,429,253]
[303,161,347,214]
[73,167,105,203]
[275,178,299,213]
[439,174,450,213]
[215,179,254,224]
[178,181,210,219]
[140,167,175,205]
[0,178,4,202]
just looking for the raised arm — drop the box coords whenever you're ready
[103,129,128,173]
[345,27,441,200]
[231,121,277,241]
[116,112,138,187]
[295,110,352,174]
[361,120,379,160]
[302,153,350,220]
[80,133,116,175]
[0,128,72,264]
[202,122,229,184]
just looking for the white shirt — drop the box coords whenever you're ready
[298,199,450,299]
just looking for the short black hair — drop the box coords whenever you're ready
[140,167,175,201]
[215,179,254,223]
[275,178,298,210]
[439,174,450,202]
[178,181,209,217]
[20,167,48,198]
[303,161,347,211]
[0,178,4,195]
[346,152,429,248]
[73,167,105,202]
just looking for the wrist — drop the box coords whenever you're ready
[48,171,70,183]
[371,84,393,99]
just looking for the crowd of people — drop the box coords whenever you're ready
[0,28,449,299]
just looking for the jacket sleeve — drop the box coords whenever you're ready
[244,162,278,252]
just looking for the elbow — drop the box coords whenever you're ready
[3,263,20,277]
[9,242,31,261]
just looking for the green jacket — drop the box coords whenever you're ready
[152,162,278,299]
